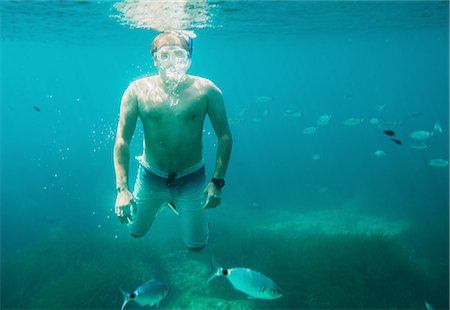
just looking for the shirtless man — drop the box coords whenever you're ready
[113,32,232,251]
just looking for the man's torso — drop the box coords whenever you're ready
[132,75,209,173]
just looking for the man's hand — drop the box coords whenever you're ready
[202,182,222,209]
[115,190,136,224]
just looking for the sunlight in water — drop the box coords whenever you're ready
[112,0,214,31]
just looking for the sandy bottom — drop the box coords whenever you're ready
[254,208,408,236]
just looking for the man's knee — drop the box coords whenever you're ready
[130,232,146,238]
[183,226,209,251]
[184,237,208,251]
[187,244,206,252]
[128,223,149,238]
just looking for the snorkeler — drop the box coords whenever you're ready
[113,31,232,251]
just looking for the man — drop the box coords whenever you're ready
[113,32,232,251]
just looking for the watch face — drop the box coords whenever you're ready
[212,178,225,188]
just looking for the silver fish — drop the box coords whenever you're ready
[303,126,318,134]
[377,121,401,130]
[318,186,329,193]
[375,104,386,111]
[343,118,363,126]
[369,118,379,125]
[120,279,168,310]
[256,95,272,104]
[283,109,302,118]
[428,158,448,168]
[409,142,431,150]
[317,114,332,126]
[312,154,321,160]
[374,150,386,157]
[208,259,282,300]
[409,130,433,141]
[235,105,247,114]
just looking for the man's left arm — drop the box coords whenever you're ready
[203,82,232,209]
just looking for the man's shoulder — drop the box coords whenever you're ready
[187,75,208,85]
[127,75,158,95]
[189,75,219,92]
[131,75,156,87]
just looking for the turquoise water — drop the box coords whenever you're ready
[1,1,449,309]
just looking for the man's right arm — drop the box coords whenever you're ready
[114,82,139,193]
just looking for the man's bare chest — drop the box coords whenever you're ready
[137,91,207,123]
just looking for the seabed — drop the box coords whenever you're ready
[1,207,448,309]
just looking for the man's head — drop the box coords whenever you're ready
[151,32,193,84]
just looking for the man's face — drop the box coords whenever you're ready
[154,45,191,82]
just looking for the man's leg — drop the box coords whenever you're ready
[128,195,167,238]
[128,166,170,238]
[174,179,209,251]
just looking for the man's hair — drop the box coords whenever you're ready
[151,32,193,57]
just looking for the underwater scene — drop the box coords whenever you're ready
[1,1,449,309]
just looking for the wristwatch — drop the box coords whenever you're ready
[117,186,128,193]
[211,178,225,189]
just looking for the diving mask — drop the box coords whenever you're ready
[155,45,191,82]
[155,45,190,64]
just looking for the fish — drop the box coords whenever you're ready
[382,130,395,136]
[303,126,318,134]
[256,96,272,104]
[377,121,401,130]
[33,106,41,112]
[391,138,402,145]
[228,118,242,125]
[411,112,424,119]
[317,114,332,126]
[234,105,247,116]
[409,142,431,150]
[120,279,168,310]
[208,257,282,300]
[428,158,448,168]
[284,109,302,118]
[369,118,379,125]
[409,130,433,141]
[318,186,329,193]
[343,118,363,126]
[374,150,386,157]
[312,154,321,160]
[375,104,385,111]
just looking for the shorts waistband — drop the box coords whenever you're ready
[135,156,204,178]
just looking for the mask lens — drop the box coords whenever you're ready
[156,47,188,63]
[173,50,188,60]
[157,51,170,61]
